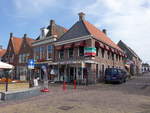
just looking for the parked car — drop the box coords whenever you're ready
[105,68,127,83]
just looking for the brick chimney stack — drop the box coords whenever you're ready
[102,29,107,35]
[0,45,2,49]
[50,20,55,26]
[78,12,85,21]
[10,32,13,38]
[24,34,27,38]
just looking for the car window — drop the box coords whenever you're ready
[112,69,118,75]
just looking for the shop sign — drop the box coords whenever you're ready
[28,59,34,69]
[84,47,96,56]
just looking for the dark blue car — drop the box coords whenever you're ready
[105,68,127,83]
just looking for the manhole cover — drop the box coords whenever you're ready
[58,106,74,111]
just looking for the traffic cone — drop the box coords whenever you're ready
[74,80,76,89]
[63,81,67,91]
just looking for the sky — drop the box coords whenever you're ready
[0,0,150,63]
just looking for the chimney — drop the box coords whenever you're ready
[78,12,85,21]
[10,32,13,38]
[24,34,27,38]
[40,27,48,39]
[102,29,107,35]
[0,45,2,49]
[50,20,55,26]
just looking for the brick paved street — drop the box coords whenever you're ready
[0,73,150,113]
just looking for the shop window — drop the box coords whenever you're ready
[96,47,99,56]
[79,46,84,56]
[59,49,64,59]
[68,48,74,58]
[102,65,105,75]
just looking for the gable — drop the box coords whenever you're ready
[19,37,35,54]
[57,21,90,42]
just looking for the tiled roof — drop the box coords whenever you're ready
[25,37,35,46]
[57,20,122,51]
[11,37,23,54]
[83,21,122,51]
[57,21,90,42]
[46,24,67,38]
[118,40,141,60]
[0,49,6,57]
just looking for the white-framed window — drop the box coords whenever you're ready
[47,45,53,59]
[40,46,45,59]
[59,49,64,59]
[68,48,73,58]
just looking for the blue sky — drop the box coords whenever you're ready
[0,0,150,63]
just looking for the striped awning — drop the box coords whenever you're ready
[99,42,104,48]
[110,48,115,53]
[64,43,72,49]
[104,45,110,50]
[56,45,63,50]
[74,41,85,47]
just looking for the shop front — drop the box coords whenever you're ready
[55,60,97,84]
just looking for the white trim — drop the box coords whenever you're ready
[32,38,56,47]
[55,35,92,46]
[52,60,98,65]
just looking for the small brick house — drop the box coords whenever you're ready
[0,46,6,78]
[2,33,23,79]
[0,46,6,61]
[54,12,125,84]
[17,34,35,80]
[32,20,67,80]
[118,40,142,75]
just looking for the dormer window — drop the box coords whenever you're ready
[40,27,48,39]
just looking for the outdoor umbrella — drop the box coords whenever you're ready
[0,61,14,69]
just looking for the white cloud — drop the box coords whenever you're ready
[12,0,56,17]
[72,0,150,63]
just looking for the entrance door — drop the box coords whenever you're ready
[69,67,74,83]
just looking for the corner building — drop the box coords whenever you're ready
[54,12,126,84]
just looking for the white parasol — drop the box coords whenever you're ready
[0,61,14,69]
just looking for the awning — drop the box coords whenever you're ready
[110,48,115,53]
[99,42,104,48]
[104,45,110,50]
[114,49,119,54]
[74,41,85,47]
[64,43,72,49]
[56,45,63,50]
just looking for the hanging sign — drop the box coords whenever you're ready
[84,47,96,56]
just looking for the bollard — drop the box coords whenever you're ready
[74,80,76,89]
[63,81,67,91]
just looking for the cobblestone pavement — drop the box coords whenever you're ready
[0,73,150,113]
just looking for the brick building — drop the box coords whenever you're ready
[118,40,142,75]
[0,45,6,61]
[3,33,23,79]
[3,33,35,80]
[32,20,67,81]
[17,34,35,80]
[142,63,150,72]
[54,12,125,84]
[0,46,6,78]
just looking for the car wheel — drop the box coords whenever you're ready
[105,80,108,84]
